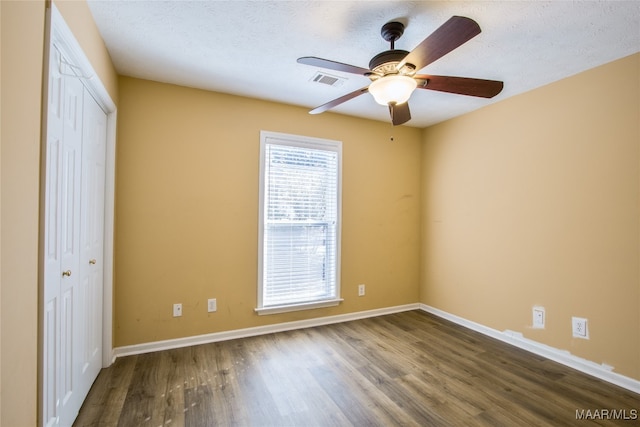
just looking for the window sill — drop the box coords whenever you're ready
[255,298,343,316]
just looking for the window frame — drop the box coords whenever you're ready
[256,131,343,315]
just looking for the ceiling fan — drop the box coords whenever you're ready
[298,16,504,126]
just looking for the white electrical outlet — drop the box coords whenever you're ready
[572,317,589,339]
[173,303,182,317]
[207,298,217,313]
[358,284,365,296]
[532,306,545,329]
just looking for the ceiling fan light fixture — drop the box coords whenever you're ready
[369,75,417,106]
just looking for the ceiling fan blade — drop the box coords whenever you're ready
[298,57,372,76]
[309,87,370,114]
[398,16,481,72]
[389,102,411,126]
[415,75,503,98]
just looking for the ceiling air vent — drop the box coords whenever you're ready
[310,72,346,87]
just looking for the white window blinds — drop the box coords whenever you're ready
[257,132,342,314]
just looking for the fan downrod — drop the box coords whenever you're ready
[380,21,405,48]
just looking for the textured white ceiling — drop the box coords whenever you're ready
[87,1,640,128]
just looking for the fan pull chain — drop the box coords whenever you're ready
[388,103,396,142]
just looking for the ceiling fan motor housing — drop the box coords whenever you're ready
[369,50,415,78]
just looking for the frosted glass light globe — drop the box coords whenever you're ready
[369,75,417,106]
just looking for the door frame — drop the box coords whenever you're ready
[39,3,116,423]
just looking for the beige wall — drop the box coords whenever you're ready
[421,53,640,380]
[0,0,117,424]
[1,2,45,425]
[114,76,423,347]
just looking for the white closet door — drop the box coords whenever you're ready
[78,88,107,399]
[59,61,85,427]
[42,7,115,426]
[43,45,65,427]
[44,47,84,427]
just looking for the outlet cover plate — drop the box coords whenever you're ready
[358,284,365,297]
[208,298,217,313]
[572,317,589,339]
[173,303,182,317]
[532,306,545,329]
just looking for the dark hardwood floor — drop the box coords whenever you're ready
[74,310,639,426]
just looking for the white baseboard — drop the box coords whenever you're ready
[419,304,640,394]
[113,303,420,359]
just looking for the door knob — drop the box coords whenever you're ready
[89,259,97,265]
[62,270,72,277]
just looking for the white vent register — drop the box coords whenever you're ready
[310,72,346,87]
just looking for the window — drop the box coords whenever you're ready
[257,131,342,315]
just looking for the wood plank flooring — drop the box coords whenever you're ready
[74,310,639,426]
